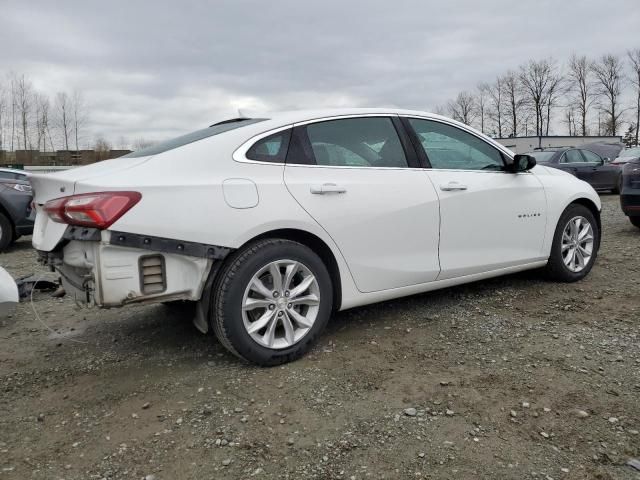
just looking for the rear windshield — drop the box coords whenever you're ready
[124,118,266,158]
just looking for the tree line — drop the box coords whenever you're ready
[438,50,640,146]
[0,73,89,153]
[0,73,156,154]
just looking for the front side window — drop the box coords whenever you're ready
[407,118,504,171]
[246,129,291,163]
[301,117,408,168]
[561,150,584,164]
[580,150,602,164]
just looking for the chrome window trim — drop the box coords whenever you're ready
[232,113,517,168]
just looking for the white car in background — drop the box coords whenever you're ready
[30,109,601,365]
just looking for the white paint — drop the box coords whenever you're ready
[222,178,259,209]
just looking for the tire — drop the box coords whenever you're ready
[212,238,333,366]
[0,212,13,252]
[544,204,600,282]
[630,217,640,229]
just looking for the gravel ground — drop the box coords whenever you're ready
[0,194,639,480]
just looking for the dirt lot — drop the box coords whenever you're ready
[1,194,639,480]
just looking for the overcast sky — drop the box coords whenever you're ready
[2,0,639,146]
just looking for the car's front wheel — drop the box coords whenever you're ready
[630,216,640,229]
[212,238,333,366]
[544,204,600,282]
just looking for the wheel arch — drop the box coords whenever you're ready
[237,228,343,311]
[569,197,601,234]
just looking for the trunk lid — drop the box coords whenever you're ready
[30,155,154,251]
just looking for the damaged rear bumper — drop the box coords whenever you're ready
[38,228,231,309]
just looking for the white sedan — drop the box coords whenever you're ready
[30,109,601,365]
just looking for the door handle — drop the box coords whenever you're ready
[440,182,468,191]
[310,183,347,194]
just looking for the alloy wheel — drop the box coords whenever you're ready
[561,216,594,273]
[241,259,320,349]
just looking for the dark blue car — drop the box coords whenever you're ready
[0,169,34,251]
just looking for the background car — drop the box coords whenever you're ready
[0,176,34,251]
[526,147,622,192]
[612,146,640,167]
[619,155,640,228]
[0,167,30,181]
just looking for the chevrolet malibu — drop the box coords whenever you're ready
[30,109,601,365]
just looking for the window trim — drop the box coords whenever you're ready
[233,124,294,165]
[402,116,511,173]
[232,113,516,170]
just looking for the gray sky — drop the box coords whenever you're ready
[2,0,639,146]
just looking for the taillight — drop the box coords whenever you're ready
[43,191,141,229]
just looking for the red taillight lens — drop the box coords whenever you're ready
[43,191,141,229]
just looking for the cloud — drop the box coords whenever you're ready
[1,0,639,146]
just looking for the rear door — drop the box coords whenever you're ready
[283,115,441,293]
[403,117,547,280]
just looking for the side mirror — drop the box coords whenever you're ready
[511,154,536,172]
[603,157,610,163]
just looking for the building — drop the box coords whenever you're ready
[494,136,622,154]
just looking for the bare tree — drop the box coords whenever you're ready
[34,93,52,151]
[486,76,505,137]
[433,104,446,116]
[447,91,476,125]
[567,54,594,136]
[132,138,157,150]
[502,71,523,137]
[628,49,640,146]
[519,59,557,136]
[476,83,489,134]
[94,135,111,160]
[55,92,72,150]
[14,74,33,150]
[591,54,625,136]
[71,90,86,150]
[545,71,565,136]
[563,107,577,136]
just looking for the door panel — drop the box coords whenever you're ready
[283,116,440,293]
[426,170,547,279]
[580,150,617,189]
[285,166,441,292]
[403,116,547,280]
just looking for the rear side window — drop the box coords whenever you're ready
[294,117,408,168]
[246,129,291,163]
[124,118,266,158]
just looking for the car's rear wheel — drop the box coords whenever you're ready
[212,238,332,366]
[0,212,14,251]
[630,216,640,229]
[544,204,599,282]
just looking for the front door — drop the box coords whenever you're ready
[284,116,441,293]
[404,117,548,280]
